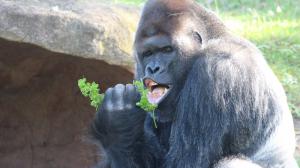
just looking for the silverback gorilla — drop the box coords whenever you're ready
[91,0,298,167]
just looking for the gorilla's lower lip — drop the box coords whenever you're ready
[143,78,172,105]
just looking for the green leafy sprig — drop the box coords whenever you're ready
[78,78,104,110]
[133,80,158,128]
[133,80,158,112]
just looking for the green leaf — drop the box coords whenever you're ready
[78,78,104,110]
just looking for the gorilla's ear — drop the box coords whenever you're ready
[193,31,202,45]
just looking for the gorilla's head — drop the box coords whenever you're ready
[134,0,227,121]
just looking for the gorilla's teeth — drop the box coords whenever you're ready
[147,86,170,104]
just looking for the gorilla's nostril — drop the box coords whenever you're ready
[146,66,153,74]
[153,66,160,73]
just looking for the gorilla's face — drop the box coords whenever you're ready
[134,16,202,111]
[136,34,177,105]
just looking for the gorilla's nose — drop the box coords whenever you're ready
[146,64,162,75]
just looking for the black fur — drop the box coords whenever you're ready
[91,1,297,168]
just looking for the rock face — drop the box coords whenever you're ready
[0,38,134,168]
[0,1,139,168]
[0,0,140,69]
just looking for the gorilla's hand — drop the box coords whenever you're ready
[92,84,146,148]
[100,84,144,128]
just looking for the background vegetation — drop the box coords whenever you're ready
[114,0,300,117]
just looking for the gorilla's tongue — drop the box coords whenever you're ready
[147,86,167,104]
[144,79,169,104]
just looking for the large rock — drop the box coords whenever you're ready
[0,0,140,69]
[0,1,140,168]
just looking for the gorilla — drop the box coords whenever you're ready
[91,0,298,167]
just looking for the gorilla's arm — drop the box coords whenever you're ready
[90,84,153,168]
[164,56,227,168]
[165,47,277,168]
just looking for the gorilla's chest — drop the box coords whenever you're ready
[144,120,172,164]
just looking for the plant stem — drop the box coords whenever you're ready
[152,110,157,128]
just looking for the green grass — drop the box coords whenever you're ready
[113,0,300,116]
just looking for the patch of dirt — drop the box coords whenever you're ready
[0,38,133,168]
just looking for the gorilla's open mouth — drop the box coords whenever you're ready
[144,78,171,105]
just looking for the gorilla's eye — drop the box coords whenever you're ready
[162,46,173,53]
[142,50,153,57]
[193,32,202,44]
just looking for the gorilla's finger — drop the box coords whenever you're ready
[125,84,139,103]
[112,84,125,107]
[103,88,113,111]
